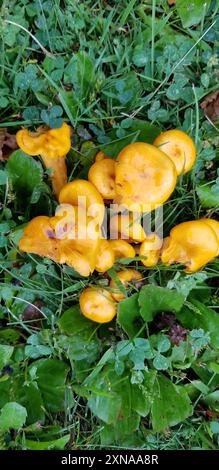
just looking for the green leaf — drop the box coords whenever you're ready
[176,300,219,348]
[151,375,192,431]
[0,170,8,185]
[131,370,157,417]
[58,305,95,336]
[101,120,160,158]
[197,183,219,208]
[25,435,70,450]
[117,293,143,338]
[139,285,184,323]
[176,0,211,28]
[153,353,170,371]
[210,421,219,435]
[0,344,14,369]
[31,359,72,412]
[7,150,43,197]
[0,402,27,431]
[41,105,63,129]
[16,382,45,425]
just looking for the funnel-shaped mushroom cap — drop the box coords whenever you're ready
[153,129,196,175]
[59,179,105,224]
[110,269,143,302]
[110,212,146,242]
[201,218,219,253]
[140,234,162,267]
[79,288,117,323]
[95,239,115,272]
[95,151,107,162]
[16,123,71,159]
[161,219,219,272]
[115,142,177,212]
[88,158,116,200]
[19,209,100,277]
[109,240,135,259]
[19,216,61,261]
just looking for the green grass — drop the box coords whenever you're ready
[0,0,219,450]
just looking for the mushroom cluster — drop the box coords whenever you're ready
[16,124,219,323]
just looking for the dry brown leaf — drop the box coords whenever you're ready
[0,128,18,161]
[201,90,219,122]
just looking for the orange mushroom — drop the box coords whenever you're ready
[110,212,146,242]
[59,179,105,225]
[79,287,116,323]
[95,150,107,162]
[139,234,162,267]
[95,239,115,273]
[109,240,136,260]
[16,123,71,197]
[153,129,196,176]
[115,142,177,212]
[110,269,143,302]
[161,219,219,272]
[88,158,116,200]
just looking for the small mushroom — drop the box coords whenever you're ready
[115,142,177,212]
[95,239,115,273]
[16,123,71,197]
[95,150,107,162]
[153,129,196,176]
[140,234,162,267]
[88,158,116,200]
[59,179,105,225]
[161,219,219,272]
[79,287,117,323]
[109,240,136,260]
[110,269,143,302]
[110,212,146,242]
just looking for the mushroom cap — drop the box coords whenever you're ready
[200,218,219,253]
[153,129,196,175]
[161,219,219,272]
[115,142,177,212]
[95,239,115,273]
[109,240,136,259]
[88,158,116,200]
[79,287,117,323]
[19,216,62,263]
[95,151,107,162]
[140,234,162,267]
[110,212,146,242]
[59,179,105,224]
[16,122,71,159]
[19,211,100,277]
[110,269,143,302]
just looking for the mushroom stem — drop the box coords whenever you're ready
[42,154,67,197]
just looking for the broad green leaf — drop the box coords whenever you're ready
[139,285,184,323]
[30,359,72,412]
[203,391,219,413]
[0,402,27,431]
[16,382,45,425]
[176,0,211,28]
[117,293,143,338]
[101,120,160,158]
[153,353,170,371]
[197,183,219,208]
[131,370,157,417]
[151,375,192,431]
[100,415,140,446]
[0,344,14,369]
[7,150,43,196]
[25,435,70,450]
[176,300,219,348]
[58,305,95,336]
